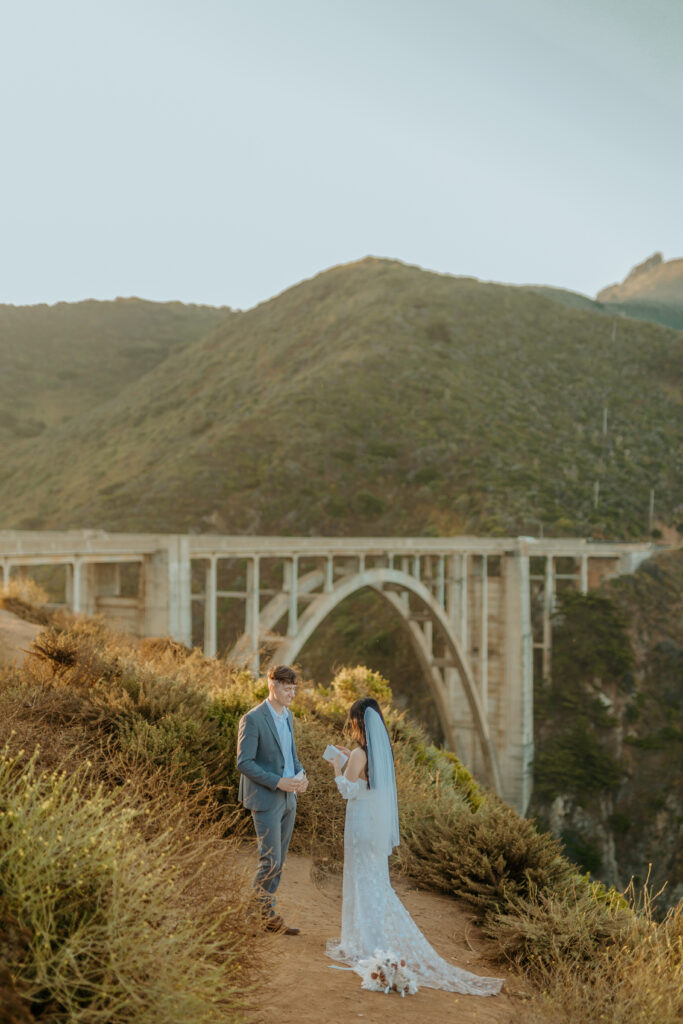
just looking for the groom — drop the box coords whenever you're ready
[236,664,308,935]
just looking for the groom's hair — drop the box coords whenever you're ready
[267,664,297,686]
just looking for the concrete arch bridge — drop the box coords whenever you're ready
[0,531,653,814]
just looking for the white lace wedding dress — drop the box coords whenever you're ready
[326,775,503,996]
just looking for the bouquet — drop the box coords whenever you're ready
[358,950,418,997]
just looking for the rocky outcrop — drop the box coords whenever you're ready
[597,252,683,304]
[531,549,683,909]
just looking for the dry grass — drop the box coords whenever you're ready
[1,578,50,608]
[1,577,55,628]
[0,623,263,1024]
[0,740,259,1024]
[502,883,683,1024]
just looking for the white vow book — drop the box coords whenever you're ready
[322,744,348,769]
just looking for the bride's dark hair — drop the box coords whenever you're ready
[346,697,392,788]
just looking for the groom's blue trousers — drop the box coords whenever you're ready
[251,791,297,916]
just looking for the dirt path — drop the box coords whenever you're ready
[0,608,41,667]
[252,852,525,1024]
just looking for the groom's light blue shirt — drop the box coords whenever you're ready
[266,699,295,778]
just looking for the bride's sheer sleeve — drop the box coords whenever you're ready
[334,775,364,800]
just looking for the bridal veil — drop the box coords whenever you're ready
[364,706,400,856]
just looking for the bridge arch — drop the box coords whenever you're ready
[248,567,502,796]
[2,530,654,813]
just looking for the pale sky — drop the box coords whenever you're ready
[2,0,681,309]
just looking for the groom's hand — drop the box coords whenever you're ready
[276,777,302,792]
[297,776,309,793]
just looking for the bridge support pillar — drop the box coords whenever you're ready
[442,555,479,774]
[141,550,171,637]
[65,560,85,614]
[245,557,260,676]
[204,557,217,658]
[501,549,534,814]
[140,539,191,645]
[167,536,192,646]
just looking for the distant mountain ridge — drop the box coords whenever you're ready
[594,253,683,332]
[521,253,683,333]
[0,297,232,443]
[597,252,683,304]
[0,257,680,540]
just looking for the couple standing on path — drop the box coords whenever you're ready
[236,664,503,997]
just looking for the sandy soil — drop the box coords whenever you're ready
[252,852,525,1024]
[0,608,41,667]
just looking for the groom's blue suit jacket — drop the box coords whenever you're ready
[236,699,303,812]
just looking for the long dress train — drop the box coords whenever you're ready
[326,775,503,996]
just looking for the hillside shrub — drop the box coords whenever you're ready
[1,577,53,627]
[488,877,629,972]
[1,577,49,608]
[397,792,573,911]
[329,664,393,705]
[496,882,683,1024]
[354,491,386,516]
[0,744,255,1024]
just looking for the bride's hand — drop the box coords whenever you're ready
[332,753,345,775]
[337,746,351,756]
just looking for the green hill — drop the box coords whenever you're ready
[522,284,605,314]
[0,258,680,539]
[0,297,232,443]
[601,299,683,333]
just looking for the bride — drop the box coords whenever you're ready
[325,696,503,996]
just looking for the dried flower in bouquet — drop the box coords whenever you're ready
[358,950,418,997]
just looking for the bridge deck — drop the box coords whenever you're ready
[0,529,654,561]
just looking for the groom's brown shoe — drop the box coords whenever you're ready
[264,915,300,936]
